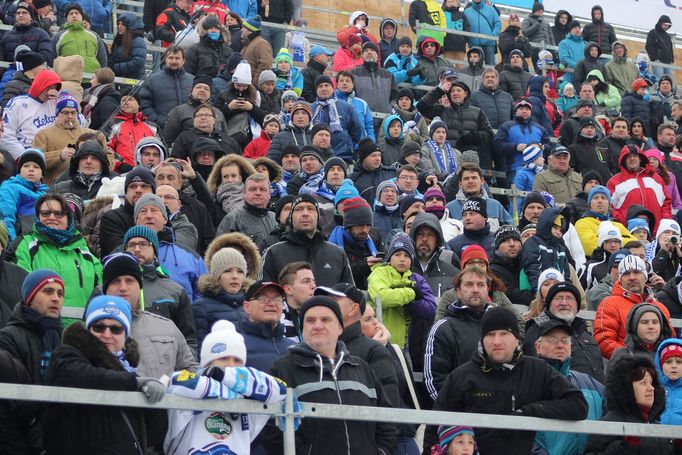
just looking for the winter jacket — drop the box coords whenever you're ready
[587,273,614,311]
[498,66,532,101]
[604,40,640,96]
[442,4,467,52]
[387,103,428,144]
[243,129,272,159]
[54,0,111,29]
[185,34,233,78]
[378,115,404,165]
[656,275,682,319]
[434,351,589,455]
[574,43,605,86]
[459,47,486,93]
[155,4,190,47]
[241,318,294,372]
[414,36,449,87]
[335,89,376,143]
[0,22,53,66]
[384,52,425,86]
[241,33,273,85]
[533,167,582,205]
[193,279,247,346]
[621,92,652,134]
[226,0,257,20]
[417,85,494,151]
[87,83,120,131]
[157,231,208,302]
[470,86,514,129]
[261,228,354,286]
[367,264,436,348]
[163,98,228,145]
[216,202,277,253]
[0,259,26,321]
[581,6,616,55]
[522,13,554,49]
[656,338,682,426]
[594,280,672,359]
[494,115,550,172]
[498,25,532,66]
[108,17,146,79]
[107,112,158,169]
[595,135,628,176]
[569,134,613,184]
[139,67,193,130]
[0,175,47,240]
[310,97,363,162]
[53,142,116,201]
[42,324,164,455]
[424,301,486,400]
[336,16,378,48]
[301,58,327,103]
[607,145,671,230]
[646,15,674,64]
[52,21,104,73]
[566,191,590,225]
[575,214,633,258]
[526,75,555,138]
[349,162,396,204]
[462,0,500,47]
[332,46,363,73]
[446,188,513,233]
[268,342,397,455]
[274,66,303,96]
[266,124,311,162]
[98,200,135,256]
[490,251,534,307]
[551,10,573,46]
[378,18,399,65]
[1,70,31,107]
[351,61,398,115]
[524,310,606,384]
[521,206,572,290]
[558,33,586,83]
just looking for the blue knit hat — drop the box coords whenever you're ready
[22,269,64,305]
[334,179,359,208]
[588,185,611,204]
[438,425,477,451]
[55,93,79,115]
[123,225,159,255]
[522,145,543,165]
[385,231,415,263]
[85,295,132,337]
[628,218,650,236]
[243,15,262,32]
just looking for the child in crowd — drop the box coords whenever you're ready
[421,120,461,181]
[273,48,303,96]
[636,50,657,85]
[257,70,282,114]
[628,218,652,245]
[279,90,298,125]
[514,145,545,216]
[379,114,405,165]
[0,148,48,240]
[432,425,479,455]
[165,320,286,454]
[655,339,682,425]
[556,81,578,113]
[244,113,281,159]
[521,207,572,291]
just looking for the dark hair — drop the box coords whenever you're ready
[194,103,214,116]
[336,70,355,85]
[396,164,418,178]
[611,116,629,128]
[454,266,489,289]
[631,365,656,382]
[93,67,114,84]
[623,240,644,250]
[658,123,676,137]
[225,11,242,26]
[76,132,103,149]
[35,193,69,218]
[457,163,483,180]
[164,45,185,59]
[278,261,313,286]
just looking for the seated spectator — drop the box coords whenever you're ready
[522,206,572,291]
[108,13,146,80]
[420,120,461,181]
[556,81,578,113]
[107,92,158,173]
[611,303,674,366]
[574,42,605,87]
[533,146,582,205]
[286,146,324,196]
[305,124,334,161]
[257,70,281,114]
[499,50,531,101]
[82,67,120,131]
[155,184,198,252]
[565,171,601,225]
[389,88,428,146]
[513,146,545,202]
[349,139,396,204]
[0,3,53,66]
[587,247,630,311]
[414,36,448,87]
[373,180,401,241]
[379,115,405,166]
[384,36,425,86]
[447,197,496,256]
[185,15,233,78]
[621,78,653,133]
[332,33,363,73]
[490,225,534,307]
[335,70,376,143]
[459,47,485,92]
[586,69,621,112]
[558,20,585,84]
[54,140,117,201]
[526,75,556,138]
[0,150,47,241]
[336,10,377,48]
[651,219,682,282]
[575,185,633,257]
[206,154,256,227]
[352,42,398,127]
[1,49,45,108]
[51,4,107,73]
[243,113,281,159]
[301,45,333,103]
[171,104,240,163]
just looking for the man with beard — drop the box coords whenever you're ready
[352,42,398,130]
[490,225,533,307]
[595,117,630,176]
[447,197,496,258]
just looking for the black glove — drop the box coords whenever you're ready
[406,67,420,78]
[411,283,423,302]
[202,366,225,382]
[417,66,426,78]
[145,31,155,42]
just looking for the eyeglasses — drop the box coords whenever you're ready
[541,336,571,345]
[398,176,418,181]
[252,295,284,305]
[126,240,152,250]
[59,110,78,116]
[39,210,66,218]
[194,113,215,118]
[91,323,125,335]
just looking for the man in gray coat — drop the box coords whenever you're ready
[522,2,554,62]
[352,42,398,130]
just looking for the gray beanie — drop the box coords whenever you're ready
[460,150,480,166]
[133,193,167,222]
[210,247,248,276]
[258,69,277,86]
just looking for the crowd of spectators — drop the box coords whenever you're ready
[0,0,682,453]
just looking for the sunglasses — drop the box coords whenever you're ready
[91,322,125,335]
[39,210,67,218]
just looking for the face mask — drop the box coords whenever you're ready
[207,31,220,41]
[643,91,651,102]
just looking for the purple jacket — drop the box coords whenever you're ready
[406,272,437,321]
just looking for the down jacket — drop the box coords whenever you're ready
[184,33,233,78]
[604,40,639,96]
[573,42,605,86]
[581,5,616,55]
[310,97,363,162]
[0,22,53,66]
[646,15,674,64]
[521,206,572,290]
[139,67,193,129]
[192,274,247,345]
[108,13,146,80]
[469,85,514,129]
[0,175,47,240]
[655,338,682,426]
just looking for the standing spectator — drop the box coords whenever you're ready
[336,10,378,48]
[155,0,193,48]
[569,116,610,181]
[259,0,292,56]
[499,49,532,101]
[499,15,531,67]
[335,71,377,143]
[55,0,111,36]
[490,225,534,307]
[581,5,616,56]
[82,67,120,131]
[240,16,273,85]
[0,223,27,321]
[109,13,146,80]
[142,0,170,40]
[378,18,399,66]
[574,42,605,87]
[414,36,448,87]
[533,146,582,205]
[332,34,363,73]
[441,0,467,62]
[107,92,158,172]
[551,10,573,50]
[646,15,674,79]
[621,78,653,133]
[301,45,332,103]
[522,4,553,63]
[352,42,398,129]
[1,49,45,108]
[51,4,107,73]
[384,37,425,86]
[0,3,53,66]
[604,41,639,96]
[409,0,446,45]
[224,12,242,52]
[462,0,500,66]
[349,139,396,205]
[184,14,233,78]
[558,20,585,84]
[459,47,485,92]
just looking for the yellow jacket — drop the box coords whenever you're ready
[575,215,635,257]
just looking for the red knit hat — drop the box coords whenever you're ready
[660,343,682,365]
[347,34,362,47]
[460,244,488,267]
[632,78,649,92]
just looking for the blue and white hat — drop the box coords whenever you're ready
[85,295,132,337]
[597,221,622,247]
[538,268,564,290]
[55,93,79,115]
[200,320,246,367]
[522,145,543,165]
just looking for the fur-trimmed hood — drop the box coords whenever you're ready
[197,274,249,297]
[203,232,261,281]
[62,322,140,370]
[252,156,283,183]
[206,154,256,194]
[82,196,114,219]
[605,353,666,421]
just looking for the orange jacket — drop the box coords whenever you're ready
[594,280,673,359]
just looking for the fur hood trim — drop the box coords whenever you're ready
[204,232,261,281]
[207,154,256,194]
[62,323,140,369]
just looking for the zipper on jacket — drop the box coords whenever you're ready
[75,260,84,287]
[511,394,516,412]
[330,356,352,455]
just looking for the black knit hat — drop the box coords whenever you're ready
[531,1,544,13]
[193,74,213,89]
[462,196,487,219]
[494,225,521,250]
[288,194,319,225]
[299,145,323,164]
[397,87,415,102]
[314,75,333,90]
[299,296,344,328]
[202,14,221,31]
[544,282,581,308]
[274,194,296,221]
[102,252,142,294]
[581,170,603,189]
[521,191,547,214]
[399,194,424,218]
[568,20,581,30]
[362,41,380,54]
[401,140,422,159]
[15,50,44,72]
[579,116,599,130]
[281,143,300,157]
[358,138,381,163]
[385,231,415,263]
[310,123,331,140]
[480,306,521,340]
[65,3,83,16]
[397,36,412,48]
[429,120,447,138]
[17,148,46,175]
[324,156,347,178]
[124,167,156,193]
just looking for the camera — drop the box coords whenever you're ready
[671,235,679,245]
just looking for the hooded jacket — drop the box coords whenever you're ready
[332,44,363,73]
[53,21,105,73]
[604,40,640,96]
[185,33,234,79]
[610,303,674,367]
[646,15,674,64]
[558,31,585,82]
[581,5,616,55]
[459,46,485,92]
[378,18,399,65]
[336,10,379,48]
[655,338,682,426]
[107,111,158,169]
[551,10,573,47]
[442,2,467,52]
[521,206,572,290]
[607,146,671,230]
[522,11,553,48]
[54,141,116,200]
[0,175,47,240]
[621,90,653,133]
[568,127,612,185]
[157,228,208,301]
[574,42,605,86]
[192,275,247,345]
[498,24,531,67]
[301,58,327,103]
[336,89,377,143]
[462,0,500,47]
[656,275,682,320]
[414,36,449,87]
[378,114,404,165]
[216,200,277,253]
[384,50,425,86]
[525,75,554,135]
[204,232,261,284]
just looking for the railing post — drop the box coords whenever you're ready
[510,184,519,223]
[283,388,296,455]
[375,294,383,323]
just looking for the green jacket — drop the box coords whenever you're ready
[603,41,639,96]
[16,229,102,326]
[587,69,622,111]
[55,21,101,73]
[368,264,416,348]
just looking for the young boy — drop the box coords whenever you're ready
[656,339,682,425]
[274,48,303,96]
[628,218,651,245]
[165,320,286,454]
[434,425,478,455]
[521,207,572,291]
[244,113,281,159]
[379,114,405,165]
[279,90,298,125]
[258,70,282,115]
[514,145,545,214]
[0,148,48,240]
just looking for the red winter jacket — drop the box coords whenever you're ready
[107,111,158,170]
[333,47,363,73]
[336,25,377,48]
[243,130,271,159]
[607,145,671,231]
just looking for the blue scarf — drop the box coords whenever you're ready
[34,216,77,247]
[585,210,610,221]
[21,305,62,381]
[114,350,136,373]
[328,226,378,256]
[312,98,343,133]
[314,181,336,201]
[271,181,287,199]
[426,139,457,175]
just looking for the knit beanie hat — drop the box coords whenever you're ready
[522,145,542,165]
[202,14,221,31]
[289,194,319,224]
[299,295,344,329]
[15,50,44,72]
[581,170,603,189]
[0,222,8,249]
[607,248,630,270]
[460,149,480,166]
[55,93,79,115]
[568,19,581,30]
[480,306,521,340]
[258,69,277,86]
[656,218,681,242]
[22,269,64,305]
[628,218,650,237]
[510,49,524,59]
[438,425,477,451]
[429,120,447,138]
[521,223,537,238]
[538,268,564,290]
[290,101,312,119]
[401,141,421,159]
[232,61,253,85]
[579,116,599,130]
[123,225,159,256]
[632,78,649,92]
[334,179,360,208]
[461,244,488,267]
[358,138,381,163]
[597,221,622,247]
[281,90,298,107]
[343,197,373,228]
[13,44,30,59]
[385,231,415,263]
[522,192,547,214]
[397,88,415,104]
[376,180,399,199]
[514,99,532,112]
[193,74,213,89]
[618,255,647,276]
[347,34,362,48]
[311,123,332,140]
[462,197,487,219]
[397,36,412,48]
[102,252,143,293]
[275,47,293,65]
[200,320,246,367]
[210,247,248,276]
[544,282,581,307]
[324,156,347,178]
[362,41,379,54]
[588,185,611,204]
[424,188,446,219]
[243,15,262,32]
[17,148,46,175]
[494,225,521,250]
[85,295,132,337]
[274,194,296,221]
[424,187,446,203]
[660,343,682,365]
[133,193,167,222]
[124,167,156,193]
[531,1,544,13]
[628,303,664,335]
[314,75,333,90]
[299,145,324,164]
[399,194,424,218]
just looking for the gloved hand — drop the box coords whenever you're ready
[276,397,303,431]
[411,284,423,302]
[136,377,165,403]
[406,67,420,78]
[145,31,155,42]
[202,366,225,382]
[558,62,566,71]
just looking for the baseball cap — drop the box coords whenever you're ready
[314,283,367,313]
[309,45,334,57]
[245,280,285,301]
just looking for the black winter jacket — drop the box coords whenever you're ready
[498,25,531,66]
[1,71,31,107]
[0,347,39,454]
[573,42,605,86]
[0,22,53,65]
[498,66,531,101]
[551,10,573,49]
[646,15,674,64]
[565,191,590,225]
[269,342,397,455]
[569,133,612,184]
[470,86,514,129]
[54,141,117,200]
[595,135,628,176]
[489,251,533,307]
[88,84,121,131]
[266,124,312,164]
[0,259,26,322]
[349,163,397,205]
[139,67,193,129]
[257,0,292,24]
[171,127,241,159]
[180,190,215,255]
[99,200,135,256]
[434,351,588,455]
[581,7,616,55]
[184,34,234,78]
[621,92,653,136]
[163,97,229,145]
[301,58,326,103]
[656,275,682,319]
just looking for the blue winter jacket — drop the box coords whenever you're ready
[494,116,550,172]
[310,96,363,162]
[241,319,295,372]
[275,66,304,96]
[335,89,376,142]
[193,291,246,346]
[0,64,17,100]
[463,1,501,47]
[655,338,682,426]
[558,33,586,83]
[55,0,111,29]
[0,175,47,240]
[526,75,555,137]
[109,13,146,80]
[513,167,540,215]
[224,0,257,19]
[158,240,208,302]
[0,23,54,65]
[384,52,425,85]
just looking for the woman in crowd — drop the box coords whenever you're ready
[629,116,655,150]
[610,304,674,366]
[206,153,256,227]
[108,13,146,80]
[645,148,682,210]
[184,14,234,78]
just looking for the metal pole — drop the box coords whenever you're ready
[511,184,519,222]
[283,388,296,455]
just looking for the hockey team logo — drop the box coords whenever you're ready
[211,343,227,354]
[103,305,121,315]
[205,413,232,440]
[462,200,481,213]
